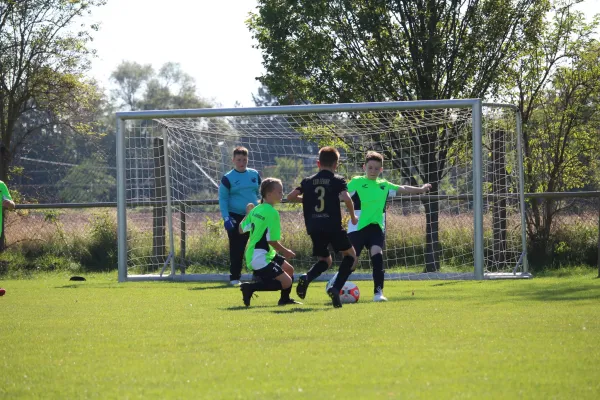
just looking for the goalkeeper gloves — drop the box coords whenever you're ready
[223,216,237,231]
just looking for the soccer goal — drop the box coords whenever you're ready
[116,99,530,282]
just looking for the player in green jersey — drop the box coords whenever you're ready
[238,178,301,307]
[0,180,15,238]
[348,151,431,302]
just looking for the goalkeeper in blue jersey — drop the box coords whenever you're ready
[0,180,15,238]
[218,146,261,286]
[238,178,301,307]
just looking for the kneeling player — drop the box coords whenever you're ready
[286,147,358,308]
[239,178,301,307]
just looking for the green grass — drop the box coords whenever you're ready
[1,272,599,399]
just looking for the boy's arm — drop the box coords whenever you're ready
[266,210,295,259]
[286,184,303,203]
[393,183,432,195]
[268,240,296,259]
[219,176,237,231]
[0,182,14,210]
[339,190,358,225]
[238,204,255,234]
[218,176,231,219]
[286,189,302,203]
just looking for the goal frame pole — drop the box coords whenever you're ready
[117,117,127,282]
[472,100,484,280]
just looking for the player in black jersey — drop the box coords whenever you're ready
[286,147,358,308]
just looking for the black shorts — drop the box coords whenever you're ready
[309,230,352,257]
[252,254,286,281]
[348,224,385,256]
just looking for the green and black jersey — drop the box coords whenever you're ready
[347,176,399,233]
[240,203,281,270]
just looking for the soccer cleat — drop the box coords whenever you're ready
[327,287,343,308]
[240,283,255,307]
[230,280,241,287]
[278,298,303,306]
[373,291,388,302]
[296,274,309,299]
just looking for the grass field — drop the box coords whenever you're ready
[1,271,599,399]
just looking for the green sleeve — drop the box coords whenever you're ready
[267,209,281,241]
[347,177,359,193]
[0,181,12,201]
[386,180,401,191]
[241,212,253,233]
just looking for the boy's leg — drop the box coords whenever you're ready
[297,232,332,299]
[366,225,386,301]
[331,231,357,291]
[278,260,302,305]
[240,262,286,307]
[227,212,247,284]
[370,246,384,295]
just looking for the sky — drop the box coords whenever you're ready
[87,0,600,109]
[87,0,264,108]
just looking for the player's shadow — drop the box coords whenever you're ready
[55,284,125,289]
[187,284,231,291]
[268,307,319,314]
[222,305,273,311]
[431,281,463,287]
[509,284,600,302]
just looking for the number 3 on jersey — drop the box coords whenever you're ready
[314,186,325,212]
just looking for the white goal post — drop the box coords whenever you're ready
[116,99,529,282]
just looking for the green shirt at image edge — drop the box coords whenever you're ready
[0,180,12,236]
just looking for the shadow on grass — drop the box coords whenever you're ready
[431,281,463,287]
[55,285,126,289]
[187,284,231,291]
[509,284,600,302]
[222,304,276,311]
[269,307,320,314]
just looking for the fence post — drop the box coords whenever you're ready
[597,196,600,278]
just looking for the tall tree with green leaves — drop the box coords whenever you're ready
[110,61,154,110]
[248,0,549,271]
[110,61,212,111]
[500,1,600,262]
[0,0,106,183]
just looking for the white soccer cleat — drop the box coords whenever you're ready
[373,291,388,302]
[230,280,242,287]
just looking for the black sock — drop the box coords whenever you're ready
[280,275,293,300]
[333,256,355,291]
[251,280,282,292]
[371,253,384,293]
[306,260,329,283]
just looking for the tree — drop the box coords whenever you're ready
[58,154,116,203]
[110,61,154,110]
[110,61,212,111]
[0,0,106,183]
[500,1,600,262]
[248,0,549,271]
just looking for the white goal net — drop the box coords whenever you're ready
[116,100,528,281]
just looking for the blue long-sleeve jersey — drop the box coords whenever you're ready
[219,168,261,218]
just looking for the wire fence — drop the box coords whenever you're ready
[3,192,599,276]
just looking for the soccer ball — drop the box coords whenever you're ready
[325,273,360,304]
